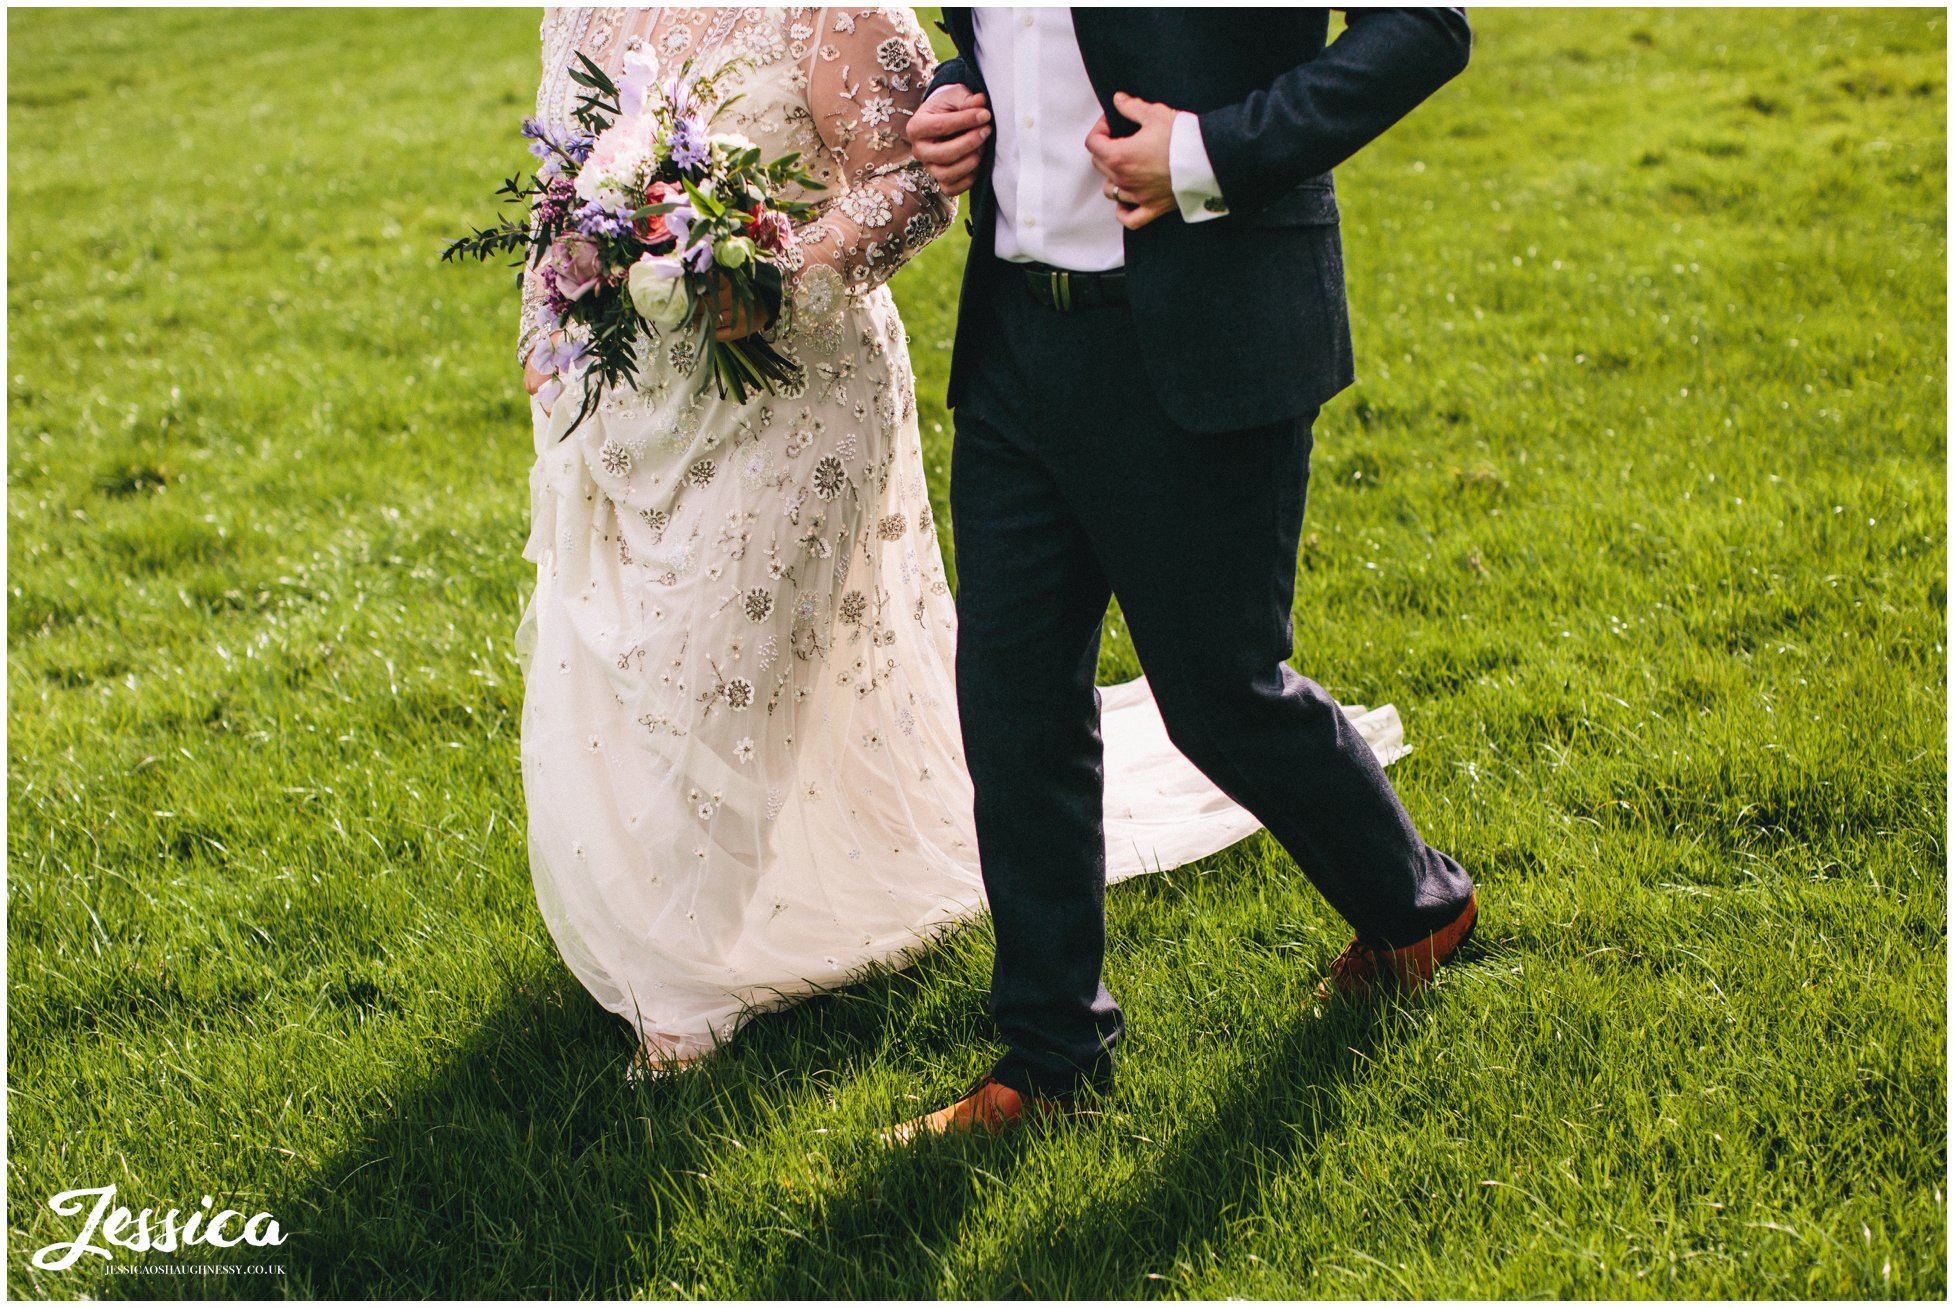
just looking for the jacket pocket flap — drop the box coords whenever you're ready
[1243,175,1339,227]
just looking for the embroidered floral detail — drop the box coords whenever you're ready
[737,445,774,487]
[876,514,907,541]
[812,455,847,499]
[792,259,845,324]
[735,737,756,764]
[688,459,717,488]
[736,20,785,63]
[838,590,868,626]
[836,187,893,228]
[876,36,913,72]
[600,439,634,477]
[743,588,774,622]
[724,677,755,710]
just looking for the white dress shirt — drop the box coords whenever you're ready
[961,7,1227,272]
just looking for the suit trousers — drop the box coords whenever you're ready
[949,257,1476,1097]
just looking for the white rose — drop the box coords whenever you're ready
[710,132,757,157]
[573,164,635,214]
[628,255,692,328]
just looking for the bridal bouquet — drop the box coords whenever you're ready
[444,51,824,428]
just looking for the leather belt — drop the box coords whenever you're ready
[1010,258,1129,311]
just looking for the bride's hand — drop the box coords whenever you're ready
[523,329,565,409]
[703,274,774,343]
[523,354,554,397]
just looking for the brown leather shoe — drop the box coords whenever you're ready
[882,1073,1079,1144]
[1316,890,1479,1000]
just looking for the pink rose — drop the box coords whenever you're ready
[546,233,603,302]
[636,181,684,248]
[747,206,796,255]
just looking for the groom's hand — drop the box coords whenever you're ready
[906,85,992,198]
[1087,92,1178,230]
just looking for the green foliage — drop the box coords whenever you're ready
[6,6,1944,1299]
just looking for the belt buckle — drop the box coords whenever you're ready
[1048,269,1071,312]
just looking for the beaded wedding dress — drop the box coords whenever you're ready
[513,6,1410,1063]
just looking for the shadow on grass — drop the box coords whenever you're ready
[743,1002,1382,1299]
[95,913,1387,1298]
[996,1008,1380,1298]
[93,947,951,1299]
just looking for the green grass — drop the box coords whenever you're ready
[7,5,1944,1299]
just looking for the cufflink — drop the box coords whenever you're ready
[1203,196,1229,215]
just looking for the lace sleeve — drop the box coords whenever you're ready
[787,7,954,327]
[516,8,565,370]
[516,224,552,370]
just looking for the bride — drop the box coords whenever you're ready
[512,6,1407,1074]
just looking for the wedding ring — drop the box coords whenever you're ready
[1113,186,1125,204]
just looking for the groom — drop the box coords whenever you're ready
[895,8,1480,1139]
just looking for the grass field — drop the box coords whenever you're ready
[6,6,1946,1299]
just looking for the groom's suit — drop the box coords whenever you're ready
[933,8,1478,1097]
[933,7,1472,435]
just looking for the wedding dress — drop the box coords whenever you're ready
[514,6,1410,1062]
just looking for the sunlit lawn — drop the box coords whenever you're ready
[7,6,1944,1298]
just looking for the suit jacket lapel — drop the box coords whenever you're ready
[941,7,978,70]
[1068,8,1136,133]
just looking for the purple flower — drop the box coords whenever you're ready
[570,202,634,240]
[617,50,657,119]
[542,267,571,318]
[664,202,696,249]
[669,114,708,173]
[530,176,577,229]
[522,118,591,178]
[681,239,715,274]
[528,329,587,377]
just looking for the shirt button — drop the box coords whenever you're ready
[1019,12,1033,26]
[1022,115,1035,129]
[1022,216,1037,228]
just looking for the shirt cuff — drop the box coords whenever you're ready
[1169,111,1228,223]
